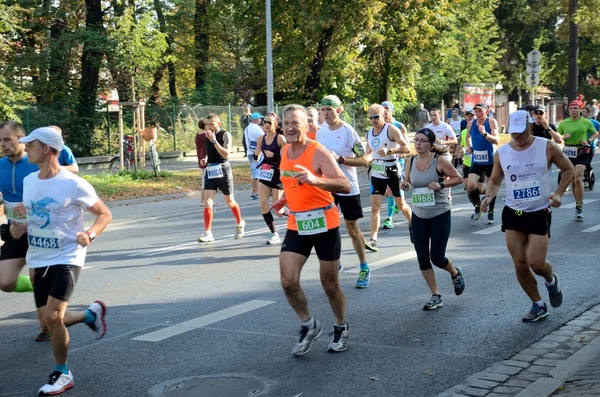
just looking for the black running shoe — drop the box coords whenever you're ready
[522,302,549,322]
[452,266,465,296]
[546,274,563,308]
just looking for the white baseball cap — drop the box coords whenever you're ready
[508,110,529,134]
[19,127,64,151]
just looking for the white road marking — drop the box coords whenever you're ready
[472,225,501,235]
[582,224,600,233]
[132,300,276,342]
[561,199,599,209]
[345,251,417,274]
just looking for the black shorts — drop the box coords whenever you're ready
[257,166,283,190]
[370,175,402,197]
[333,194,363,221]
[33,265,81,308]
[568,151,590,167]
[204,163,234,195]
[463,165,485,182]
[501,206,552,237]
[0,225,28,260]
[281,228,341,261]
[469,163,494,179]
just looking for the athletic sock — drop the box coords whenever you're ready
[545,276,556,287]
[84,309,96,325]
[55,363,69,375]
[535,299,544,306]
[335,322,347,328]
[468,188,481,206]
[230,204,242,224]
[360,262,369,270]
[203,208,213,231]
[301,316,314,327]
[14,275,33,292]
[387,196,395,218]
[262,212,276,233]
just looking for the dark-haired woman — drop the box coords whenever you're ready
[401,128,466,310]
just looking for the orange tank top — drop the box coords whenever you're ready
[280,141,340,231]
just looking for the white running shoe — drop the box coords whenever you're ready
[235,220,246,239]
[198,231,215,243]
[86,300,107,339]
[266,232,281,245]
[39,371,74,396]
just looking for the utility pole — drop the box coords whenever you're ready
[568,0,579,102]
[266,0,274,113]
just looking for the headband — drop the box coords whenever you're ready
[569,100,581,108]
[416,128,436,145]
[321,97,342,108]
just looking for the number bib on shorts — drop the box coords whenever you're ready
[28,227,61,252]
[207,164,224,179]
[563,146,578,158]
[512,180,541,203]
[371,161,386,174]
[473,150,489,163]
[4,201,27,223]
[412,188,436,207]
[258,164,275,182]
[295,209,328,235]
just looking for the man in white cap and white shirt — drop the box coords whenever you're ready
[481,111,573,323]
[11,127,112,395]
[243,112,265,199]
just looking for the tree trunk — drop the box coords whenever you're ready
[379,52,391,102]
[148,63,167,106]
[153,0,178,102]
[108,0,132,102]
[48,15,70,102]
[74,0,104,155]
[568,0,579,102]
[303,24,335,102]
[194,0,209,95]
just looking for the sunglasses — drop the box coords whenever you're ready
[534,111,544,115]
[369,114,381,120]
[263,121,273,125]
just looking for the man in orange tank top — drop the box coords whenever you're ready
[270,104,352,356]
[305,107,320,140]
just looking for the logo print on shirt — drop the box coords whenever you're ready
[29,197,59,229]
[372,138,380,148]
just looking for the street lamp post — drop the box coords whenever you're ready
[266,0,274,113]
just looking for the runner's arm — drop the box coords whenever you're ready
[444,125,458,145]
[587,122,599,144]
[310,146,351,194]
[484,118,500,145]
[341,139,369,167]
[213,132,231,159]
[483,152,504,200]
[436,157,463,188]
[388,125,410,154]
[465,120,473,152]
[76,199,112,246]
[253,135,263,159]
[548,141,574,196]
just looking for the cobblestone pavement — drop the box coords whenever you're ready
[438,304,600,397]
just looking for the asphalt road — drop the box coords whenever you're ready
[2,161,600,397]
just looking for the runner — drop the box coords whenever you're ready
[581,106,599,172]
[316,95,371,288]
[465,103,500,224]
[400,128,465,310]
[254,113,287,244]
[446,108,464,167]
[557,101,598,220]
[424,108,457,161]
[531,105,561,142]
[13,127,112,395]
[305,107,320,140]
[380,101,411,230]
[459,109,482,191]
[365,103,412,248]
[195,118,208,196]
[197,114,246,242]
[446,108,463,139]
[243,112,264,200]
[481,110,573,322]
[48,126,79,173]
[270,104,351,356]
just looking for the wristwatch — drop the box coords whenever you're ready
[338,156,345,165]
[85,231,96,242]
[439,181,445,190]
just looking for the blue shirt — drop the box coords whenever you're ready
[0,155,39,203]
[588,118,599,148]
[470,118,495,165]
[58,145,76,166]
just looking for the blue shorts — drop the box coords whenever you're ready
[248,155,261,179]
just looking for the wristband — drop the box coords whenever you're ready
[338,156,345,165]
[253,154,258,161]
[85,231,96,242]
[211,140,217,144]
[439,181,445,190]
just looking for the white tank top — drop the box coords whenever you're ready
[368,123,399,179]
[499,137,550,212]
[449,118,462,134]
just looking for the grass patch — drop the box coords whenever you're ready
[83,166,252,202]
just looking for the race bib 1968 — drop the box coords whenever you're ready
[28,227,61,252]
[563,146,578,158]
[412,187,436,207]
[207,164,224,179]
[295,209,328,235]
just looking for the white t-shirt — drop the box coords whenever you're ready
[244,123,264,156]
[23,169,99,268]
[425,121,456,160]
[316,122,362,196]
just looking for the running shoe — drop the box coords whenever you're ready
[423,294,443,310]
[251,194,259,200]
[522,302,549,322]
[364,238,378,252]
[39,371,74,396]
[576,206,584,221]
[234,220,246,239]
[86,300,107,339]
[292,318,322,357]
[327,322,349,353]
[266,232,281,245]
[355,269,370,288]
[452,266,465,296]
[546,274,563,308]
[471,205,482,220]
[35,329,50,342]
[487,211,495,224]
[394,206,399,214]
[197,231,214,243]
[382,217,394,229]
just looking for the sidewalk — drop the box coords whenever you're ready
[439,303,600,397]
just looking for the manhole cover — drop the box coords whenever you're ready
[150,375,269,397]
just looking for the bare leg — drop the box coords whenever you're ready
[506,230,543,302]
[345,219,367,264]
[319,259,346,324]
[370,194,383,240]
[0,258,26,292]
[280,251,310,321]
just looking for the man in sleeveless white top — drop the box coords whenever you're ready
[481,110,574,323]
